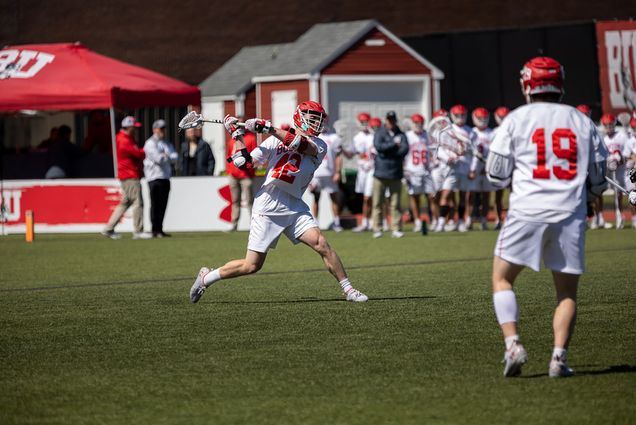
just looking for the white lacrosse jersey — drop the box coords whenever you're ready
[314,132,341,177]
[404,130,431,176]
[352,130,375,171]
[470,127,493,175]
[490,102,608,222]
[251,135,327,215]
[603,131,631,159]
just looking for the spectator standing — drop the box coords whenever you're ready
[372,111,409,238]
[226,129,257,231]
[44,124,81,178]
[144,119,178,238]
[102,116,149,239]
[180,128,215,176]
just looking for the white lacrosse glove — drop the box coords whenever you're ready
[607,153,622,171]
[223,114,244,139]
[625,159,635,170]
[244,118,273,134]
[629,190,636,206]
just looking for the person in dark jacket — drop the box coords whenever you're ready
[179,128,215,176]
[372,111,409,238]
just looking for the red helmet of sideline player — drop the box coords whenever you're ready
[576,104,591,118]
[357,112,371,130]
[369,117,382,131]
[410,114,425,132]
[520,56,564,102]
[472,107,489,130]
[600,113,616,135]
[450,104,467,126]
[433,108,448,118]
[494,106,509,125]
[293,101,328,136]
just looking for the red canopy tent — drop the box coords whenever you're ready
[0,42,200,111]
[0,42,200,177]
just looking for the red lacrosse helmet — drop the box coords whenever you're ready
[357,112,371,123]
[472,107,489,130]
[433,108,448,118]
[293,101,328,136]
[450,104,467,125]
[369,117,382,130]
[601,113,617,134]
[411,114,425,124]
[576,104,591,117]
[494,106,509,125]
[520,56,564,100]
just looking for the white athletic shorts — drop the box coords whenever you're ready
[405,173,436,195]
[494,212,586,274]
[355,169,374,197]
[247,211,318,253]
[432,164,458,191]
[309,176,339,194]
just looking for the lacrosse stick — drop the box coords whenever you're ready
[427,116,485,163]
[178,111,245,131]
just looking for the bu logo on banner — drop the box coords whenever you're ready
[0,49,55,80]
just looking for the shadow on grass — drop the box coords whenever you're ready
[206,295,437,304]
[522,364,636,378]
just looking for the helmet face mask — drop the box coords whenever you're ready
[494,106,509,125]
[369,117,382,131]
[472,108,489,130]
[520,56,564,103]
[294,101,327,136]
[410,114,425,132]
[357,112,371,130]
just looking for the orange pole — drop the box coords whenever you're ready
[25,210,34,242]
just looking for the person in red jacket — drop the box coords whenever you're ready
[102,116,149,239]
[226,128,257,231]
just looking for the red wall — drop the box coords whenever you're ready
[258,81,310,120]
[244,87,257,118]
[323,28,431,75]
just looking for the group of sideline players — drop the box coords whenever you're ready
[340,106,511,233]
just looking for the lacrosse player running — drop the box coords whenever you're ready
[189,101,368,303]
[485,57,608,378]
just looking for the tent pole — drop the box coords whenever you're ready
[109,107,117,178]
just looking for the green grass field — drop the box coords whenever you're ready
[1,228,635,424]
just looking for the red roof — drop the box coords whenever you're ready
[0,42,200,111]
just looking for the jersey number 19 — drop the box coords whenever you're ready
[532,128,577,181]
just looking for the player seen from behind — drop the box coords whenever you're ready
[485,57,609,377]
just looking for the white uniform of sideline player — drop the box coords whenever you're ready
[450,104,476,232]
[404,114,435,232]
[485,56,608,378]
[491,106,510,229]
[309,128,343,232]
[189,101,368,303]
[349,112,376,232]
[468,107,495,230]
[598,114,633,229]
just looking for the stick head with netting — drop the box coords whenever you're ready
[178,111,204,130]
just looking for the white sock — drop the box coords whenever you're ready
[493,289,519,325]
[552,347,567,361]
[414,218,421,226]
[333,216,341,226]
[362,217,369,227]
[438,217,446,227]
[505,335,520,350]
[203,268,221,287]
[339,278,352,293]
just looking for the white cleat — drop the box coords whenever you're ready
[502,341,528,377]
[391,230,404,238]
[345,288,368,302]
[101,229,122,240]
[444,219,457,232]
[132,232,152,239]
[330,223,344,233]
[372,231,383,239]
[352,224,369,233]
[457,220,468,232]
[549,357,574,378]
[190,267,211,303]
[413,222,422,233]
